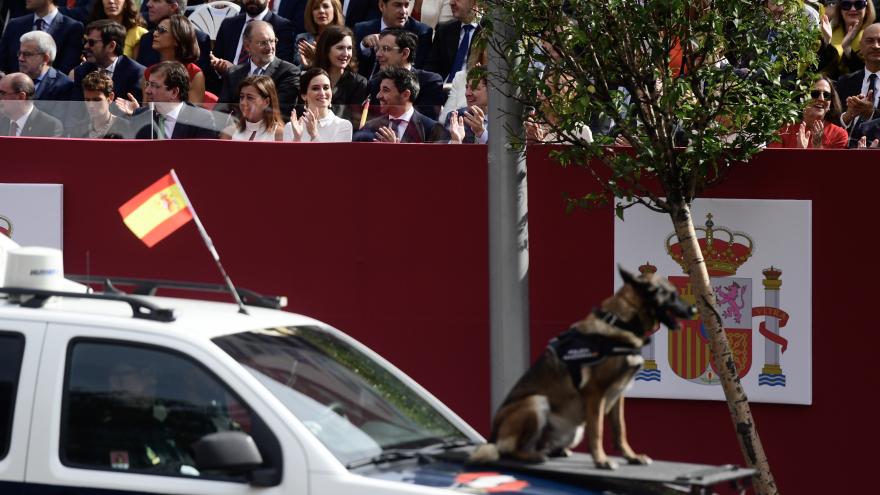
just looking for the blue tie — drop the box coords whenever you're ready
[447,24,474,83]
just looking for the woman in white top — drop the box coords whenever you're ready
[221,75,285,141]
[285,67,353,142]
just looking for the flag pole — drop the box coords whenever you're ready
[169,169,249,315]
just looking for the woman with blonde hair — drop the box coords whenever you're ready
[295,0,345,67]
[819,0,876,77]
[221,75,285,141]
[88,0,148,59]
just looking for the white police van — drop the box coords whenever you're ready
[0,237,753,495]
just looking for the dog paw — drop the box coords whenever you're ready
[594,458,618,470]
[548,448,572,458]
[625,454,653,466]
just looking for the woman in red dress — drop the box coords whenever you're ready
[771,75,848,149]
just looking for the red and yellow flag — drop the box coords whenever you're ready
[118,173,193,247]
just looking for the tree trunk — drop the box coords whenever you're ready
[669,200,778,495]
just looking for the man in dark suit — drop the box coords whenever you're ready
[0,0,84,75]
[342,0,380,28]
[132,60,219,139]
[354,0,432,79]
[17,31,73,102]
[424,0,481,82]
[275,0,306,35]
[136,0,212,84]
[0,72,64,136]
[215,20,300,120]
[354,66,445,142]
[836,22,880,141]
[211,0,296,76]
[366,29,444,120]
[444,66,487,144]
[71,20,146,102]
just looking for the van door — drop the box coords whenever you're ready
[25,323,308,495]
[0,320,46,494]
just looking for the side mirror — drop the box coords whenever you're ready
[194,431,263,472]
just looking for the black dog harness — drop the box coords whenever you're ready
[548,309,647,388]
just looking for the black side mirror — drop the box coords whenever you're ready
[194,431,264,473]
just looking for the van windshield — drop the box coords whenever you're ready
[213,326,469,466]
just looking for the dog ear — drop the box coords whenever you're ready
[618,265,638,286]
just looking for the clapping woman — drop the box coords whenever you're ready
[284,67,352,142]
[819,0,876,78]
[295,0,345,67]
[221,76,285,141]
[770,75,848,148]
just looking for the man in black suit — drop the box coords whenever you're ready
[71,20,146,102]
[366,29,444,120]
[354,0,432,79]
[424,0,481,82]
[211,0,296,76]
[136,0,212,83]
[132,61,219,139]
[836,22,880,142]
[444,66,487,144]
[17,30,73,102]
[0,72,64,136]
[354,66,445,142]
[215,20,300,120]
[0,0,84,75]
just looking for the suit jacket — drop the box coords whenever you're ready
[343,0,380,29]
[443,106,487,144]
[835,69,880,131]
[276,0,307,35]
[136,27,213,79]
[367,68,445,121]
[215,57,301,119]
[354,17,433,78]
[0,12,84,74]
[352,109,445,143]
[70,56,146,102]
[424,20,482,81]
[1,106,64,137]
[213,12,296,67]
[34,67,74,101]
[132,102,220,139]
[848,117,880,148]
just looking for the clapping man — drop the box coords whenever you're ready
[354,0,432,78]
[353,66,444,142]
[837,22,880,143]
[446,66,487,144]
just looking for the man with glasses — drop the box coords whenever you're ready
[132,60,219,139]
[215,20,300,120]
[71,20,146,103]
[0,72,63,136]
[211,0,295,80]
[354,0,433,78]
[0,0,84,75]
[365,29,443,120]
[17,30,72,102]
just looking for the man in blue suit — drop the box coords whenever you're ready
[71,20,146,103]
[353,0,432,79]
[17,30,73,102]
[354,66,445,143]
[0,0,84,75]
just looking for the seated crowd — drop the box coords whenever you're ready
[0,0,879,148]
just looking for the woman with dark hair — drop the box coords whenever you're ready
[295,0,345,67]
[313,25,368,126]
[144,14,206,104]
[88,0,147,59]
[221,75,285,141]
[771,75,848,148]
[284,67,352,142]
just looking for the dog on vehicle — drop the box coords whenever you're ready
[470,266,696,469]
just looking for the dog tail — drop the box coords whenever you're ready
[469,443,500,463]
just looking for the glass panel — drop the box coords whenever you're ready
[0,332,25,460]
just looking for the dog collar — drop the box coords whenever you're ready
[593,307,646,335]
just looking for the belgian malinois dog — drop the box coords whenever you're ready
[470,266,695,469]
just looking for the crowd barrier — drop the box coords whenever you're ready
[1,137,871,492]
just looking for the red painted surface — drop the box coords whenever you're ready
[1,138,867,492]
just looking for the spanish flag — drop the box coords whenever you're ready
[119,172,193,247]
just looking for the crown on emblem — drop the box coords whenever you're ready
[665,213,754,276]
[762,266,782,280]
[638,262,657,275]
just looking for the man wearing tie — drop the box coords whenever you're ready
[353,0,432,79]
[0,72,64,137]
[17,30,73,102]
[211,0,296,77]
[353,66,445,143]
[70,20,147,103]
[837,23,880,144]
[0,0,84,75]
[132,61,219,139]
[215,21,301,120]
[424,0,480,82]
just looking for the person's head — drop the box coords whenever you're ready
[145,60,189,102]
[802,75,840,124]
[90,0,144,29]
[84,20,126,66]
[465,66,487,110]
[379,0,410,29]
[17,31,54,80]
[237,74,282,130]
[146,0,185,24]
[0,73,34,119]
[24,0,54,15]
[299,67,332,110]
[152,14,199,64]
[304,0,344,36]
[835,0,875,29]
[376,29,416,70]
[243,20,277,67]
[450,0,477,23]
[108,361,158,408]
[81,70,115,119]
[314,25,357,72]
[376,66,418,116]
[861,22,880,70]
[242,0,269,17]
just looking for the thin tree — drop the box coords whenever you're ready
[484,1,817,493]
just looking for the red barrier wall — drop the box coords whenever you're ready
[1,137,869,492]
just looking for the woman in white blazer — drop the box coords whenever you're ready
[285,67,353,142]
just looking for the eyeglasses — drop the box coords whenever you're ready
[252,39,278,48]
[839,1,867,10]
[377,45,401,53]
[810,90,833,99]
[155,25,169,34]
[84,38,103,47]
[17,50,43,58]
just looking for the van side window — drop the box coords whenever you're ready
[0,332,25,460]
[61,341,262,480]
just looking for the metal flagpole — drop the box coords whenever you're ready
[169,169,249,315]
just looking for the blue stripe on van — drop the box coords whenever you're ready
[1,480,157,495]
